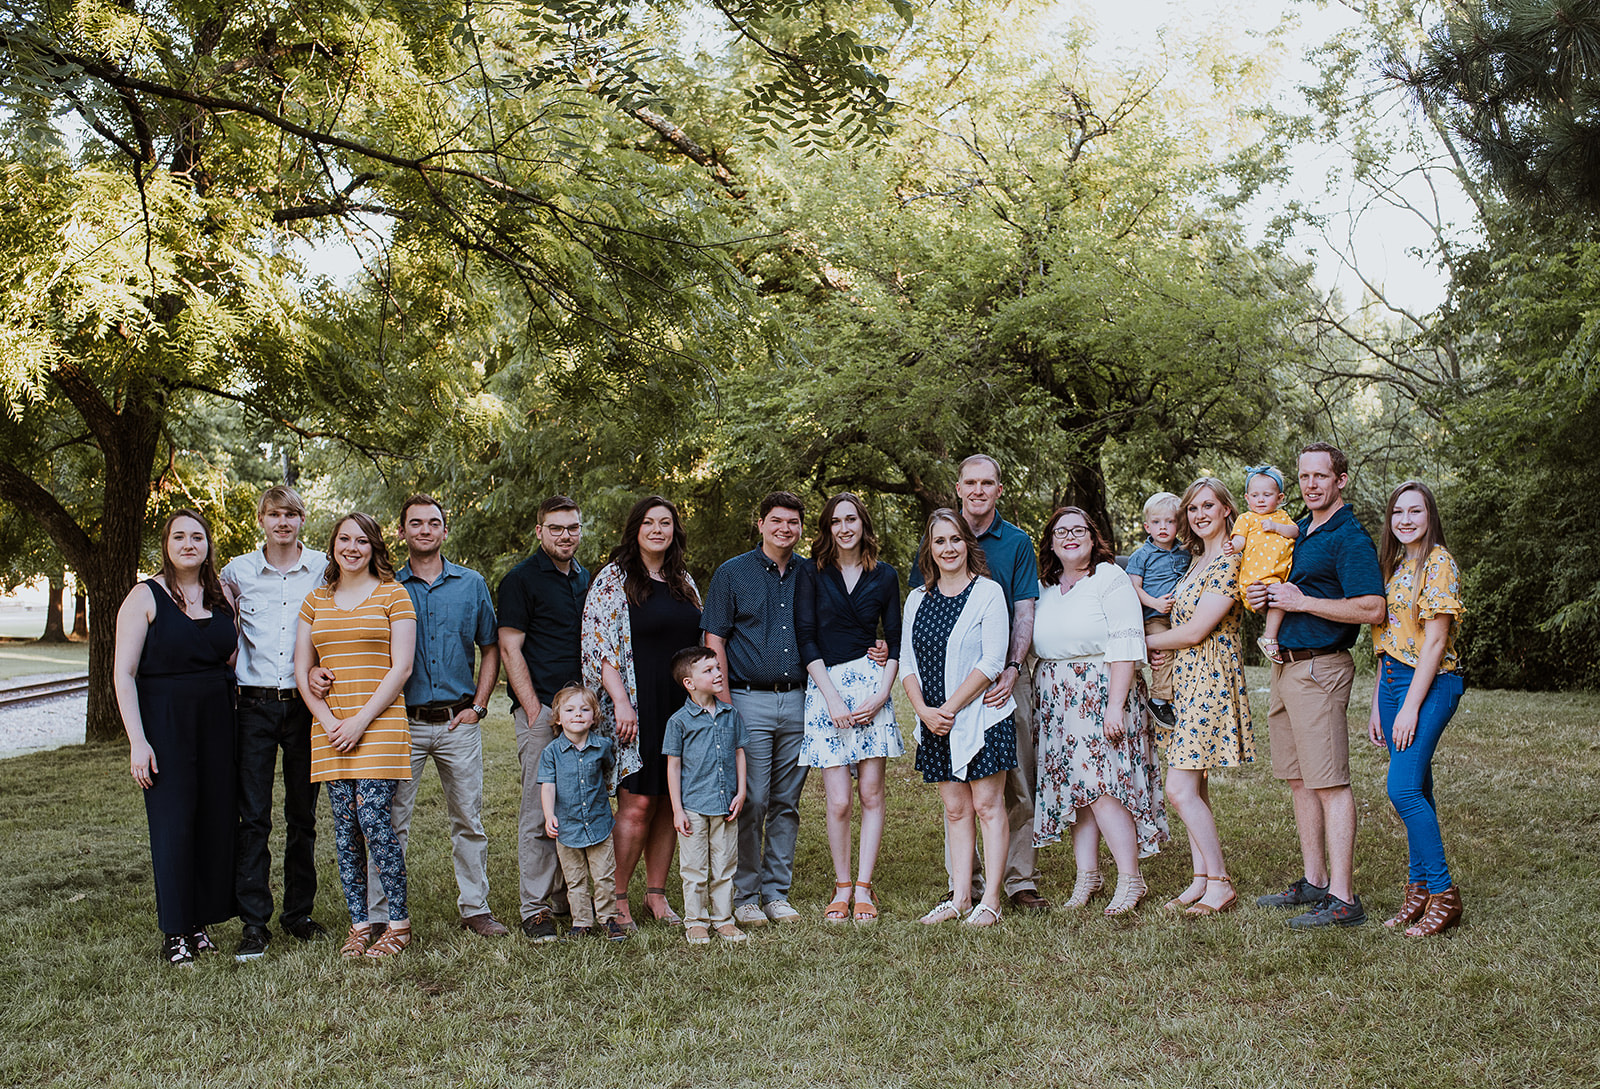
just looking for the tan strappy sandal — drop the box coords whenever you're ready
[340,923,378,958]
[363,921,411,957]
[823,881,853,923]
[852,881,878,923]
[1405,887,1462,937]
[1384,881,1430,929]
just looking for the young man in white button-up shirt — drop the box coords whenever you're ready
[220,485,329,961]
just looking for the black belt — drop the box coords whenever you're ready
[1280,646,1342,664]
[407,697,474,724]
[238,685,301,702]
[731,680,804,693]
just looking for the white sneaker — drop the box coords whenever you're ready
[764,899,801,923]
[733,903,769,927]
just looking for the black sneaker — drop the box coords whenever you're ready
[604,918,631,942]
[1288,893,1367,929]
[281,916,329,941]
[235,924,270,962]
[1256,876,1329,908]
[520,910,558,942]
[161,933,195,965]
[1148,700,1177,728]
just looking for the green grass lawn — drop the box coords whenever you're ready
[1,675,1596,1088]
[0,640,90,682]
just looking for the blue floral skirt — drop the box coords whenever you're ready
[799,655,904,768]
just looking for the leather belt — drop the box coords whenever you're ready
[407,697,474,724]
[238,685,301,702]
[1279,646,1341,664]
[731,680,804,693]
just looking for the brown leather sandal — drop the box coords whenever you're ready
[1384,881,1430,929]
[824,881,853,923]
[1183,875,1239,917]
[1163,872,1206,913]
[852,881,878,923]
[1405,887,1462,937]
[340,923,378,958]
[364,921,411,957]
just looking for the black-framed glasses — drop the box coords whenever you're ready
[1051,526,1092,540]
[541,524,582,536]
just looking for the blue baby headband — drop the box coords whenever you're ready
[1245,464,1284,492]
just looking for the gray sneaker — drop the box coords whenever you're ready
[733,903,769,927]
[764,899,801,923]
[1256,876,1329,908]
[1288,893,1367,929]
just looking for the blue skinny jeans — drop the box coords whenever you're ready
[1376,655,1464,893]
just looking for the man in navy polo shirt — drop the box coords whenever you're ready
[370,494,505,936]
[911,454,1045,913]
[1247,443,1385,929]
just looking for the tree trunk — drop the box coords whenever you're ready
[1054,458,1117,553]
[72,584,88,639]
[39,570,68,643]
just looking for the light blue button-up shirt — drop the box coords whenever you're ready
[661,697,747,817]
[397,558,497,706]
[537,734,616,848]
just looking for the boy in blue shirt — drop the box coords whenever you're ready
[1126,492,1191,727]
[537,685,628,941]
[663,647,748,945]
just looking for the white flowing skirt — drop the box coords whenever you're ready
[798,655,904,768]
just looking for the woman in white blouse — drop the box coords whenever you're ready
[902,509,1017,927]
[1032,507,1168,915]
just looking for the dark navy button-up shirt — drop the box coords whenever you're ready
[700,548,809,685]
[1278,502,1385,652]
[796,560,902,666]
[497,548,591,707]
[661,697,747,817]
[1125,538,1193,621]
[536,733,616,848]
[397,558,497,706]
[909,511,1040,612]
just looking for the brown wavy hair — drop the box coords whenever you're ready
[1176,478,1239,555]
[811,492,880,573]
[916,508,990,589]
[1378,480,1448,582]
[322,512,397,585]
[609,495,699,608]
[1038,506,1116,586]
[157,508,230,616]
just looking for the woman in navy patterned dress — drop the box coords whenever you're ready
[797,493,903,923]
[901,509,1016,927]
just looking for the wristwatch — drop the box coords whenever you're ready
[471,703,489,719]
[1005,661,1023,673]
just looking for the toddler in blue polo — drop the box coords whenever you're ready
[1126,491,1192,727]
[537,685,628,941]
[663,647,748,945]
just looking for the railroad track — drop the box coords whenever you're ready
[0,674,91,709]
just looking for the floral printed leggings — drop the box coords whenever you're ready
[326,779,408,922]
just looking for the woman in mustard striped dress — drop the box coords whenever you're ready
[295,512,417,957]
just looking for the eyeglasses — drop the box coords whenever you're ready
[541,524,582,537]
[1051,526,1092,540]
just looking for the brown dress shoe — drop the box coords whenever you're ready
[1009,888,1051,914]
[460,912,510,937]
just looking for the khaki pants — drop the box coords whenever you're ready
[515,705,568,920]
[680,812,738,928]
[555,837,618,927]
[1144,617,1174,701]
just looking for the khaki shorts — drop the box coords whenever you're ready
[1268,652,1355,789]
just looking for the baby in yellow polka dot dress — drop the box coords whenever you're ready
[1226,465,1299,663]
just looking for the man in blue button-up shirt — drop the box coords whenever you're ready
[367,495,505,937]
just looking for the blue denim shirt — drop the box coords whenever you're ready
[536,734,616,848]
[1125,538,1193,621]
[661,697,746,817]
[398,558,498,706]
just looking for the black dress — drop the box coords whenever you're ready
[136,580,239,934]
[622,583,703,796]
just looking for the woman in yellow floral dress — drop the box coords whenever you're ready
[1146,477,1255,915]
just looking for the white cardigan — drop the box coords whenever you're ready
[901,576,1017,781]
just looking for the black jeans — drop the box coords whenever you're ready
[234,693,320,927]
